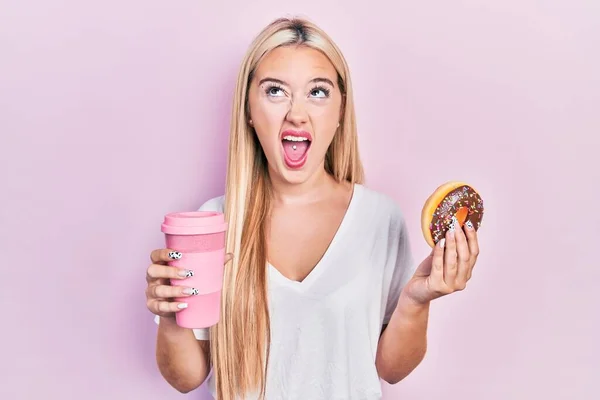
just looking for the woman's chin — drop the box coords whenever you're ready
[265,148,327,185]
[270,159,315,185]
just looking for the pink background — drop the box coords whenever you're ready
[1,0,598,399]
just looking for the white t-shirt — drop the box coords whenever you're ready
[155,184,417,399]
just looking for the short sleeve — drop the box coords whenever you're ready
[153,195,226,341]
[382,205,417,324]
[153,314,211,340]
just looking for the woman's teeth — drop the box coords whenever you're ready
[283,136,310,151]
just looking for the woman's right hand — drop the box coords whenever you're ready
[145,249,233,319]
[145,248,200,319]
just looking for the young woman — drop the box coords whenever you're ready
[146,17,479,400]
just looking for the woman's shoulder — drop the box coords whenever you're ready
[355,184,406,221]
[197,194,225,213]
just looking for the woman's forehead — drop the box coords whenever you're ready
[254,46,337,86]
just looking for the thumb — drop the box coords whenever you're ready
[413,251,434,278]
[224,252,234,265]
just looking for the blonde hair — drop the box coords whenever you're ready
[209,16,364,399]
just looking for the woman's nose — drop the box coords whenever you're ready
[285,98,309,125]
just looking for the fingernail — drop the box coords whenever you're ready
[465,220,474,230]
[439,238,446,248]
[450,216,458,230]
[448,216,457,237]
[177,303,188,309]
[183,288,199,295]
[178,269,194,278]
[169,251,182,260]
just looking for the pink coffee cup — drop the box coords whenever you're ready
[161,211,228,329]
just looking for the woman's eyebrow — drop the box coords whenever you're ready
[309,77,335,87]
[258,77,335,87]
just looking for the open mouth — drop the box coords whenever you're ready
[281,131,312,169]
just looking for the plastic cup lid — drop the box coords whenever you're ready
[161,211,228,235]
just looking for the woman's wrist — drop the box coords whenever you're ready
[158,315,189,337]
[394,291,431,323]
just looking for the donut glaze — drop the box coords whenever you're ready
[421,181,484,247]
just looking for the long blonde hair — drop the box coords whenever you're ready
[209,16,364,399]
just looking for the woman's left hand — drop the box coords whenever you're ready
[402,218,480,305]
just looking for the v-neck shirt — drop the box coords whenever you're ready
[155,184,417,399]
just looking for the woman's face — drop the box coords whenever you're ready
[247,45,343,185]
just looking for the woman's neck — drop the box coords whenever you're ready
[269,166,337,206]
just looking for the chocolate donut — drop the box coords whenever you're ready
[421,181,484,247]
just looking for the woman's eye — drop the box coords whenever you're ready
[310,88,329,98]
[267,87,285,96]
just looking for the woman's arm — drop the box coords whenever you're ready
[156,316,211,393]
[376,216,480,384]
[375,293,430,384]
